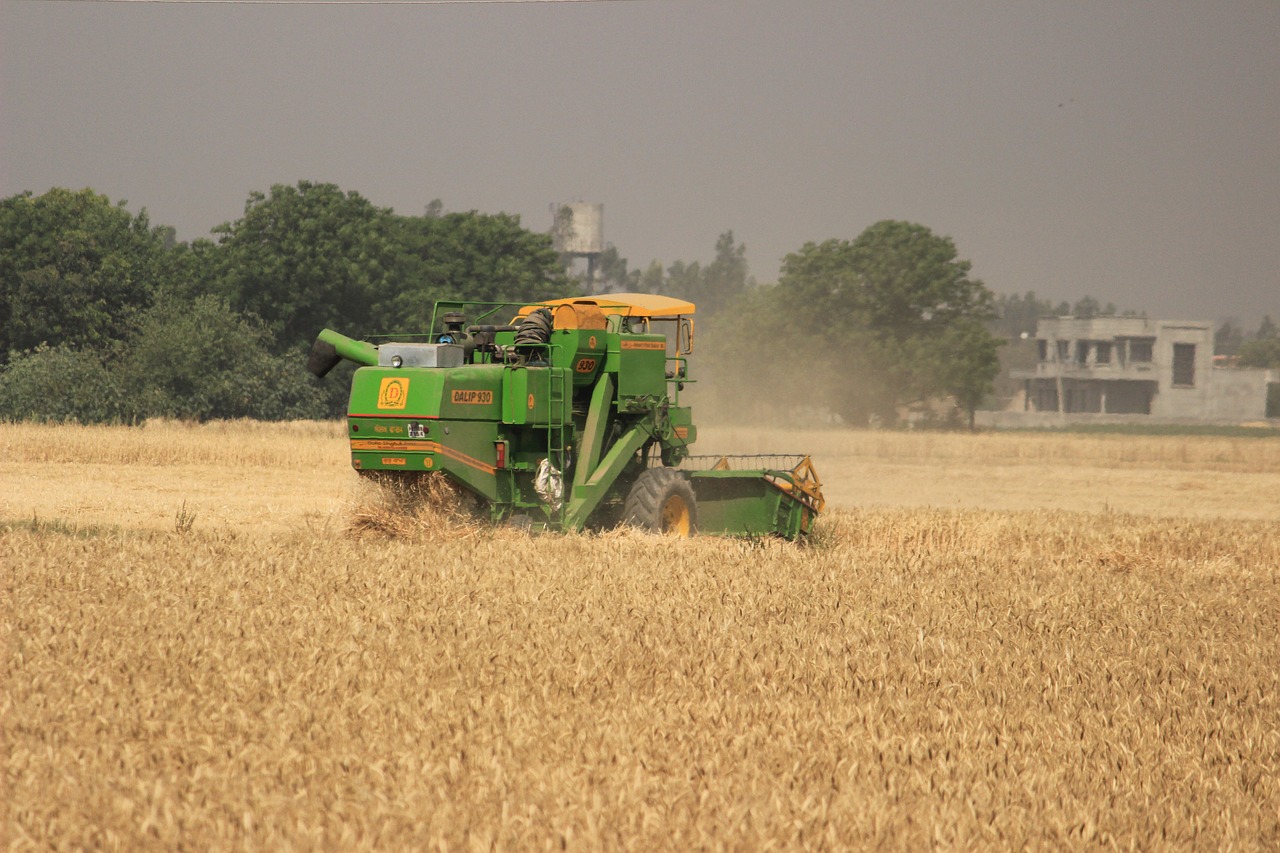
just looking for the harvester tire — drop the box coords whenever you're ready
[624,467,697,537]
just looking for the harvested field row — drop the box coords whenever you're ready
[6,420,1280,473]
[698,425,1280,474]
[6,423,1280,537]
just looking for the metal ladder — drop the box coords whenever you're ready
[545,346,568,527]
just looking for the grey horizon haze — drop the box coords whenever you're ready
[2,0,1277,324]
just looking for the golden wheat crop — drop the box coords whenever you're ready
[4,422,1279,849]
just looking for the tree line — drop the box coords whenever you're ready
[1212,317,1280,367]
[0,184,571,423]
[2,182,1037,427]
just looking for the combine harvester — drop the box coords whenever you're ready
[307,294,823,539]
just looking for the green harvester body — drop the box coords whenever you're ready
[308,294,823,538]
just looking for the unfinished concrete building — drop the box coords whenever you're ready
[1012,317,1278,422]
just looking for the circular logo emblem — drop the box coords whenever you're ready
[588,335,598,349]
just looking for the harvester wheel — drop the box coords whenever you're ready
[624,467,697,537]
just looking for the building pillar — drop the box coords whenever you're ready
[1055,355,1065,417]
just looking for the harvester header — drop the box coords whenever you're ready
[309,293,822,538]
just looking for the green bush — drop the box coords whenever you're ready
[1238,337,1280,370]
[0,345,137,424]
[121,296,328,421]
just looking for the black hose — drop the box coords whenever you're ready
[514,308,554,349]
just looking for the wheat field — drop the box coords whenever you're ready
[3,422,1279,849]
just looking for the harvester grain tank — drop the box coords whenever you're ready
[308,294,823,538]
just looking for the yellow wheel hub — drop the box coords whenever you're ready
[660,494,692,537]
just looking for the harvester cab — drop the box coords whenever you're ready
[308,293,823,538]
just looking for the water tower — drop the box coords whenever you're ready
[551,202,603,292]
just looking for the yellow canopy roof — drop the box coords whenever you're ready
[527,292,695,317]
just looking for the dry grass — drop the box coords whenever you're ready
[346,472,485,539]
[4,422,1280,849]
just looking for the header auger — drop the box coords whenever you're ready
[308,293,823,538]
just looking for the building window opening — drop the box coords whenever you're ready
[1076,341,1089,364]
[1037,339,1048,362]
[1172,343,1196,387]
[1130,339,1154,362]
[1057,340,1070,362]
[1096,342,1112,364]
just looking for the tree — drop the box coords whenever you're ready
[379,210,570,331]
[1237,337,1280,369]
[205,185,569,350]
[637,260,665,294]
[994,291,1053,338]
[1215,320,1245,356]
[591,245,641,293]
[1256,315,1278,340]
[595,231,752,314]
[773,220,1000,424]
[930,319,1005,429]
[1072,296,1101,319]
[663,259,701,302]
[693,231,750,316]
[205,182,400,352]
[0,188,166,362]
[782,222,993,336]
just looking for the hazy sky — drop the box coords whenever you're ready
[3,0,1277,323]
